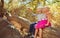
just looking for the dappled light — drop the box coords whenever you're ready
[0,0,60,38]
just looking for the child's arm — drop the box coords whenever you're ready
[45,12,51,26]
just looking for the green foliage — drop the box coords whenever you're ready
[4,0,60,23]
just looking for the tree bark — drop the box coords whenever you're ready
[1,0,4,8]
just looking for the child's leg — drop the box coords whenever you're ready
[34,29,38,38]
[39,28,43,38]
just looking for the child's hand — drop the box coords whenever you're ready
[45,24,48,27]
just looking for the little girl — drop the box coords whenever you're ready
[34,7,51,38]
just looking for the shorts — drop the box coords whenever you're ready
[35,20,51,29]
